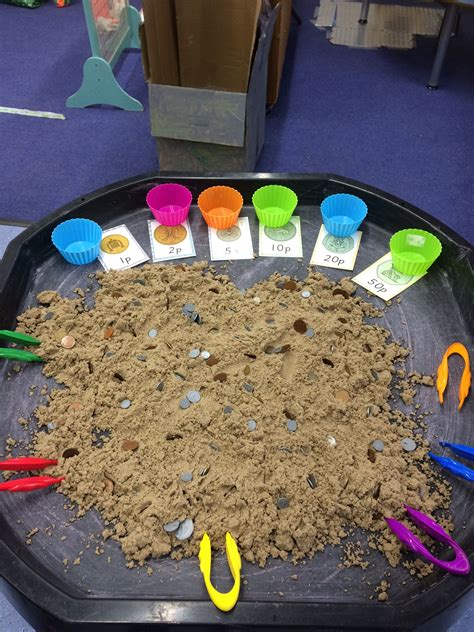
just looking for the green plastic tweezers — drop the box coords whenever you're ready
[0,330,42,362]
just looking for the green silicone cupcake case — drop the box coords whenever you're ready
[252,185,298,228]
[390,228,442,276]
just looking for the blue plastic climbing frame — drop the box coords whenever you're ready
[67,0,143,111]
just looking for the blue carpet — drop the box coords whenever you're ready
[0,1,472,243]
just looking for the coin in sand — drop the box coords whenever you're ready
[264,222,296,242]
[100,234,129,255]
[217,225,241,242]
[154,224,187,246]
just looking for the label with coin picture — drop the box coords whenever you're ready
[98,225,149,271]
[310,225,362,271]
[352,252,426,301]
[258,216,303,258]
[148,219,196,262]
[208,217,254,261]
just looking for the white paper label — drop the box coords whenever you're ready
[98,225,149,271]
[352,252,426,301]
[208,217,254,261]
[148,219,196,263]
[310,225,362,271]
[258,216,303,258]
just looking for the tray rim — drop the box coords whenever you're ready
[0,172,472,631]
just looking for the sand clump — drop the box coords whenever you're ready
[16,263,450,568]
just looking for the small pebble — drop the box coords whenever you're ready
[174,372,186,381]
[148,329,158,338]
[200,350,211,360]
[305,328,315,338]
[372,439,385,452]
[276,497,289,510]
[179,398,191,410]
[192,313,202,324]
[327,435,337,447]
[156,381,165,392]
[163,520,180,533]
[199,466,210,476]
[301,290,311,298]
[187,390,201,403]
[120,399,131,409]
[401,438,417,452]
[175,518,194,541]
[180,471,193,482]
[247,419,257,432]
[243,382,254,393]
[45,311,54,321]
[307,473,317,489]
[287,419,298,432]
[253,296,261,304]
[224,406,233,414]
[189,348,201,359]
[47,422,56,431]
[136,354,147,362]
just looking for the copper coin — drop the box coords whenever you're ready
[122,440,139,451]
[293,319,307,334]
[68,402,82,412]
[154,224,187,246]
[284,280,297,291]
[103,327,114,339]
[206,355,220,367]
[335,389,350,403]
[214,372,228,382]
[61,335,76,349]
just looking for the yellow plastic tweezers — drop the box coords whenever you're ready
[198,532,241,612]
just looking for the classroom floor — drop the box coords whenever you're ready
[0,0,472,629]
[0,0,473,243]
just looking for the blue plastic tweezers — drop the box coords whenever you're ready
[429,441,474,482]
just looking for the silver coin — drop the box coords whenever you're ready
[200,350,211,360]
[224,406,233,414]
[217,225,241,242]
[175,518,194,541]
[372,440,385,452]
[179,398,191,409]
[276,497,290,510]
[306,328,315,338]
[264,222,297,242]
[243,382,254,393]
[180,471,193,482]
[301,290,311,298]
[120,399,131,409]
[247,419,257,432]
[287,419,298,432]
[183,303,196,313]
[136,354,147,361]
[401,438,417,452]
[163,520,180,533]
[148,329,158,338]
[189,348,201,359]
[187,390,201,403]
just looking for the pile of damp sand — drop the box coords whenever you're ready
[16,263,450,569]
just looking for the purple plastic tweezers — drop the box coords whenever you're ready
[385,505,470,575]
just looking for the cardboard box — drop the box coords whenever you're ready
[267,0,292,105]
[142,2,278,172]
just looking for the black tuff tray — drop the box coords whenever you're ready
[0,173,472,631]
